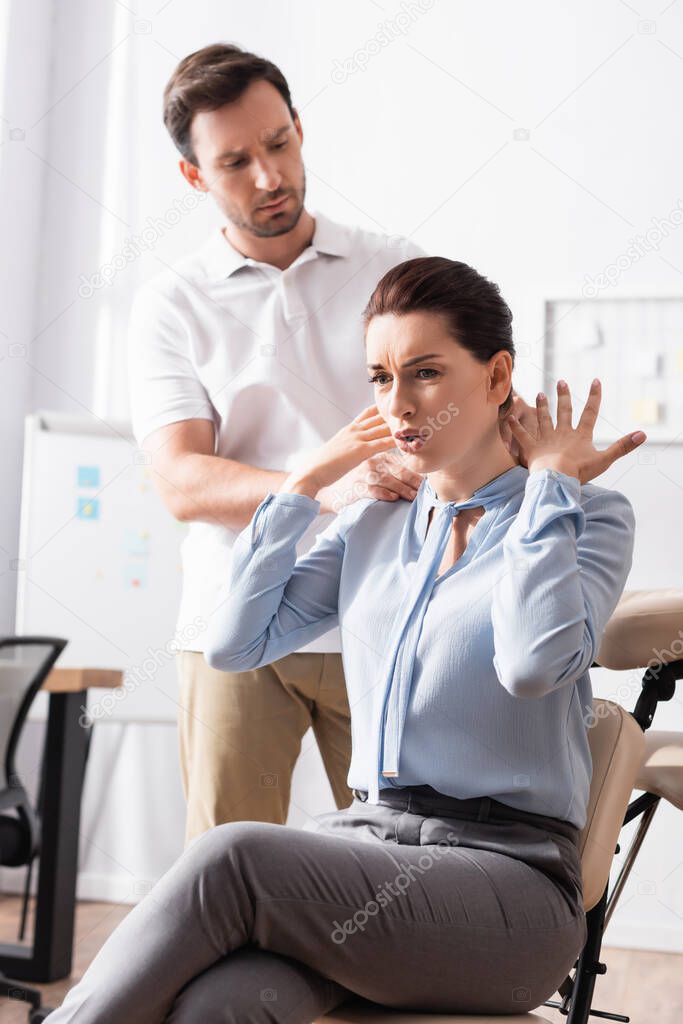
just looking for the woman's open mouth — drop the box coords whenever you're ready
[394,432,426,454]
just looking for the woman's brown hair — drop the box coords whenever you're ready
[362,256,515,415]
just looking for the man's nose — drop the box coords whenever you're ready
[253,159,282,193]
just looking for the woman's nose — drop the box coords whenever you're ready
[387,383,416,420]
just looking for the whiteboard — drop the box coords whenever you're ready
[16,412,189,723]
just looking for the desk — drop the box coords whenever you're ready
[0,667,121,982]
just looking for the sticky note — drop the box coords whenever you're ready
[124,563,147,589]
[124,528,149,557]
[77,465,100,488]
[77,497,99,520]
[632,351,662,377]
[630,398,662,424]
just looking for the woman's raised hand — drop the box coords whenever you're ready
[506,378,647,484]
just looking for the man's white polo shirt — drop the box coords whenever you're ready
[127,208,425,654]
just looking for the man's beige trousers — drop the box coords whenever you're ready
[176,650,354,844]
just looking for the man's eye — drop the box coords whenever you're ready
[225,141,286,169]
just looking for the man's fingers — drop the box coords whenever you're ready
[366,470,419,501]
[508,394,540,441]
[371,452,423,489]
[366,485,401,502]
[390,465,424,489]
[506,413,535,444]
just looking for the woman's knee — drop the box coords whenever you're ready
[186,820,280,866]
[166,947,345,1024]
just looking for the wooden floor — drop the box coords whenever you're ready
[0,894,682,1021]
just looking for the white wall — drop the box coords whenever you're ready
[2,0,683,952]
[0,0,54,634]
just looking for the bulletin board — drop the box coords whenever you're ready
[544,297,683,443]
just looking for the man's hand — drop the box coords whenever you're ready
[499,388,540,465]
[317,450,424,514]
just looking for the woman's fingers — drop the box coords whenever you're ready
[556,379,573,429]
[355,404,386,426]
[590,431,647,476]
[363,423,394,439]
[357,412,386,428]
[535,392,553,438]
[576,378,601,435]
[370,434,399,450]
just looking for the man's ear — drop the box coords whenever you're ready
[292,109,303,145]
[179,159,208,192]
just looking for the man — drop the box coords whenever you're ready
[128,42,535,845]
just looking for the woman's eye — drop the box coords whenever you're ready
[367,369,439,384]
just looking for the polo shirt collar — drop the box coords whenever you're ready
[202,207,351,281]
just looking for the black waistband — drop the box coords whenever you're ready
[352,785,580,845]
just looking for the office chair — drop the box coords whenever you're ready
[319,589,683,1024]
[0,636,67,1023]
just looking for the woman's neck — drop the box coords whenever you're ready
[426,436,518,505]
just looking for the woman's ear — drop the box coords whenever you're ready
[488,351,513,407]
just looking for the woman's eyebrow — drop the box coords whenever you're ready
[367,353,444,370]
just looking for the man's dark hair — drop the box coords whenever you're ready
[163,43,296,165]
[362,256,515,415]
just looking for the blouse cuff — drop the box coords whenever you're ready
[513,466,585,542]
[249,490,322,548]
[526,465,581,490]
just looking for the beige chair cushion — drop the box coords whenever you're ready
[579,699,645,910]
[635,730,683,810]
[597,588,683,670]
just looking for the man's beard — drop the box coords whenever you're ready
[227,173,307,238]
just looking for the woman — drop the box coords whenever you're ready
[49,257,645,1022]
